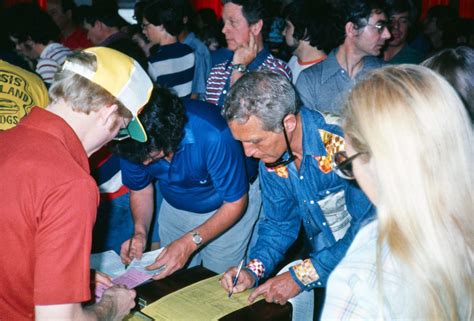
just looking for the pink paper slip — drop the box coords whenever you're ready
[95,268,152,301]
[112,268,152,288]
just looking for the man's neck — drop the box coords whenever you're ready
[383,43,404,61]
[46,100,95,156]
[100,29,121,45]
[335,42,366,78]
[295,42,326,64]
[160,34,178,46]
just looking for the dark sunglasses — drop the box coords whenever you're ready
[332,151,365,180]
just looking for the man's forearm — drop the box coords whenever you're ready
[130,183,155,237]
[192,194,248,245]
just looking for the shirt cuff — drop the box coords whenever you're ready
[289,259,320,291]
[246,258,265,280]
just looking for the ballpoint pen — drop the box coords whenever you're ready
[228,259,244,298]
[125,234,134,269]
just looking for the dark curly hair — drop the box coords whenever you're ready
[143,0,184,36]
[283,0,342,53]
[110,86,188,163]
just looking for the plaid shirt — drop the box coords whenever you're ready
[321,220,419,320]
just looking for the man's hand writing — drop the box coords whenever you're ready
[120,233,146,265]
[220,266,255,295]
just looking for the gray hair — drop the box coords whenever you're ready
[222,71,300,132]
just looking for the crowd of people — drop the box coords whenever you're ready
[0,0,472,320]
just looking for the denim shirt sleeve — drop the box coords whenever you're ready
[291,182,376,290]
[192,45,211,97]
[248,162,302,277]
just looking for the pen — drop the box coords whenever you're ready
[125,234,134,269]
[228,259,244,298]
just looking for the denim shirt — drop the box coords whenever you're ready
[249,107,375,289]
[296,49,384,115]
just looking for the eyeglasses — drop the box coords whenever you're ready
[365,21,389,34]
[332,151,365,180]
[141,22,151,29]
[145,151,166,164]
[113,117,131,141]
[264,125,295,169]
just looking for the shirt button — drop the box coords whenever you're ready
[299,175,304,180]
[317,281,322,286]
[303,200,307,203]
[326,190,330,195]
[322,222,327,226]
[310,200,315,205]
[223,90,227,94]
[309,237,313,240]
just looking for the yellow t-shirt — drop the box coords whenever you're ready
[0,60,49,130]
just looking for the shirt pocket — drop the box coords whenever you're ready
[317,188,351,241]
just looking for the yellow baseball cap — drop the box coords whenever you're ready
[62,47,153,142]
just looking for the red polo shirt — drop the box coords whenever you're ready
[0,107,99,320]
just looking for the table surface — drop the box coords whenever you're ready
[135,266,292,321]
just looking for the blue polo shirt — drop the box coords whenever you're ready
[120,99,248,213]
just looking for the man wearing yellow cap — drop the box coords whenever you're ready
[0,47,153,320]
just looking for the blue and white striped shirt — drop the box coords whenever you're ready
[148,42,195,98]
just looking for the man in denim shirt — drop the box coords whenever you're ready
[220,71,374,308]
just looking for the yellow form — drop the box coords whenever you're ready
[130,274,263,321]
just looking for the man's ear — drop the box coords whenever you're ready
[99,103,119,125]
[346,21,360,38]
[283,114,297,133]
[250,19,263,36]
[95,20,106,31]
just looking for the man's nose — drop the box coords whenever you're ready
[381,26,391,39]
[242,142,257,158]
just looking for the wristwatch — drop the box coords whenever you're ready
[231,63,248,73]
[191,231,203,246]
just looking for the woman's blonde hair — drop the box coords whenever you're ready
[49,51,131,119]
[343,65,473,320]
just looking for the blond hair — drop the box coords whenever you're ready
[343,65,473,320]
[49,51,131,119]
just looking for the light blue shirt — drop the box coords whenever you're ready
[183,32,211,99]
[296,49,384,114]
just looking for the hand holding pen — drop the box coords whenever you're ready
[220,259,256,298]
[125,235,134,269]
[120,233,146,266]
[228,259,244,298]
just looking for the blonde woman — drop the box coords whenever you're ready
[322,65,473,320]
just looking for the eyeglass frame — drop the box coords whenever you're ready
[113,117,131,141]
[332,151,366,180]
[364,21,390,34]
[264,121,296,169]
[141,21,152,29]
